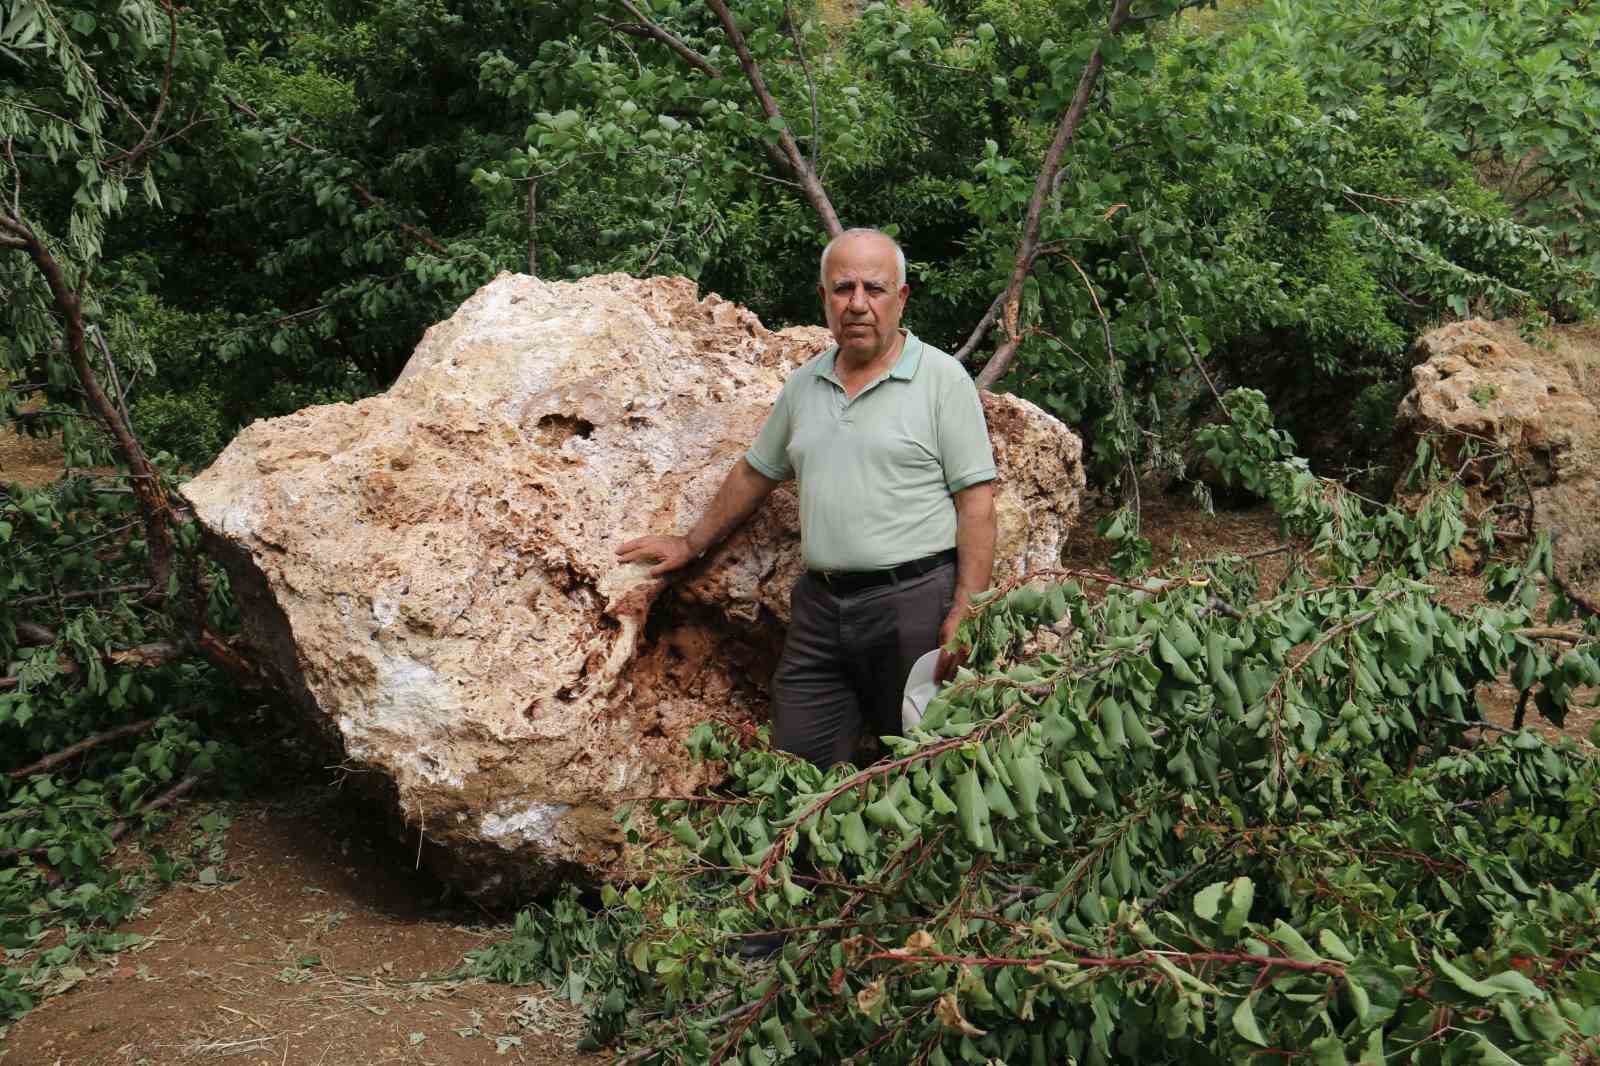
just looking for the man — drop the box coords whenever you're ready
[616,228,997,768]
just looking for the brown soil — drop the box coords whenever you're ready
[1,774,597,1066]
[0,422,67,489]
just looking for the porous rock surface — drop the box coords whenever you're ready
[1394,318,1600,609]
[182,273,1084,899]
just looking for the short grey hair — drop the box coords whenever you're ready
[819,228,907,289]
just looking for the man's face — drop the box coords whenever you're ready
[818,234,909,365]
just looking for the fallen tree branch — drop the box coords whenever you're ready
[7,717,161,779]
[11,582,154,608]
[612,0,723,78]
[106,640,184,668]
[0,772,205,866]
[703,0,842,238]
[865,948,1346,980]
[195,629,260,686]
[109,774,205,843]
[0,632,257,691]
[973,0,1134,391]
[1513,626,1589,644]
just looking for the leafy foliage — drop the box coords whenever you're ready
[1258,0,1600,271]
[468,413,1600,1062]
[7,0,1584,482]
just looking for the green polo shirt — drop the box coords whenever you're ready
[745,331,997,572]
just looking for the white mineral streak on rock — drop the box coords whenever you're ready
[481,802,571,849]
[182,273,1084,899]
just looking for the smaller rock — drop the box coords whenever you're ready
[1394,319,1600,607]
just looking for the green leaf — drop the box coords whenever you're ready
[956,769,987,848]
[1271,921,1320,963]
[1231,993,1268,1046]
[1309,1036,1347,1066]
[1194,881,1225,921]
[1433,951,1495,998]
[1222,877,1253,936]
[1317,929,1356,963]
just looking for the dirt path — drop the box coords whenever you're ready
[1,777,596,1066]
[0,421,67,489]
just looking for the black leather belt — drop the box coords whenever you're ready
[811,548,958,596]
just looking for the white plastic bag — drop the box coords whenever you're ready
[901,649,942,731]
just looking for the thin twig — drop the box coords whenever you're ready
[1128,235,1227,414]
[3,137,20,217]
[783,0,821,174]
[525,179,538,276]
[105,0,178,168]
[9,582,154,607]
[641,170,690,272]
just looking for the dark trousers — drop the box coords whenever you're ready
[771,562,956,768]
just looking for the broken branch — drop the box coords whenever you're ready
[613,0,724,78]
[7,717,161,779]
[703,0,842,237]
[0,212,176,594]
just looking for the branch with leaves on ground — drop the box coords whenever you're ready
[468,398,1600,1063]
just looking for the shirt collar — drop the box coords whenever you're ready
[815,330,922,385]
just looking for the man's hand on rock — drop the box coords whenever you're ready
[934,604,970,685]
[615,534,698,577]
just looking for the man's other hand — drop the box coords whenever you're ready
[615,534,697,577]
[934,605,969,685]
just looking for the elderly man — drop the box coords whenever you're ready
[617,228,997,767]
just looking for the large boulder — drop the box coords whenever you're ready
[1394,318,1600,608]
[182,273,1084,899]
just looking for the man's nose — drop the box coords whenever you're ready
[846,284,869,312]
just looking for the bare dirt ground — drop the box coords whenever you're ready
[0,420,68,489]
[0,763,597,1066]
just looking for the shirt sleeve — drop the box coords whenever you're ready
[745,384,794,481]
[936,366,997,493]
